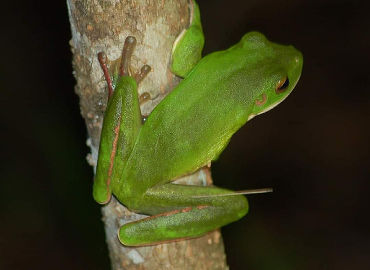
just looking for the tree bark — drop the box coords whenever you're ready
[67,0,229,269]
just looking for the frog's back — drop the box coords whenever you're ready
[113,32,303,206]
[121,47,258,192]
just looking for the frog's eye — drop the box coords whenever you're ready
[276,77,289,94]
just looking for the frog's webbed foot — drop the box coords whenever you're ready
[98,36,152,99]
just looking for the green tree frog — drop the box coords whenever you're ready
[93,0,303,246]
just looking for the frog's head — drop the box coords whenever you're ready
[238,32,303,120]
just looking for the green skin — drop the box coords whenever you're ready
[93,0,303,246]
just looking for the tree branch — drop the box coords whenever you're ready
[67,0,229,269]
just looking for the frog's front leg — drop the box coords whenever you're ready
[171,0,205,77]
[93,36,151,204]
[118,183,248,246]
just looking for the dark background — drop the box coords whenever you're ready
[1,0,369,269]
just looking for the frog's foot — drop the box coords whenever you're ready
[120,36,152,105]
[119,36,151,82]
[98,36,152,99]
[98,51,114,98]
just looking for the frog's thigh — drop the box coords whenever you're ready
[118,183,248,246]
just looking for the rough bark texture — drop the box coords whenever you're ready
[67,0,229,269]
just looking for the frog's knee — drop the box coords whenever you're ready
[230,195,249,219]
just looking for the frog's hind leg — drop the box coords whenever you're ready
[93,36,151,205]
[118,183,249,246]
